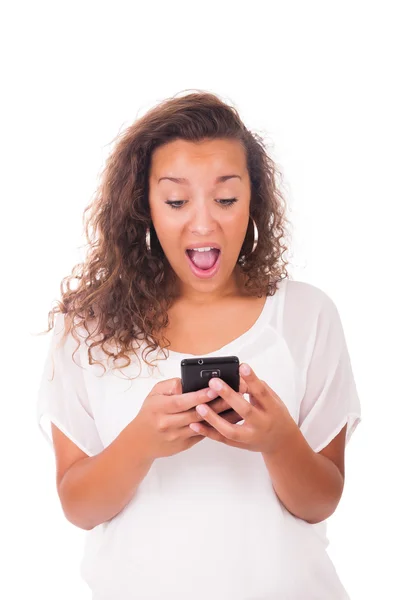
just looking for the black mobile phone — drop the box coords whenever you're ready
[180,355,240,394]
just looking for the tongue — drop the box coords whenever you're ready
[187,249,220,270]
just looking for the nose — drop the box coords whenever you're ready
[188,201,217,236]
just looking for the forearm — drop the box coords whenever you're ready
[59,420,154,530]
[262,426,344,524]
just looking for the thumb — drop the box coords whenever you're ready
[156,377,182,396]
[171,377,182,395]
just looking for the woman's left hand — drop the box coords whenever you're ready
[190,363,298,455]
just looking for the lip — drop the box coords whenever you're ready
[185,248,222,279]
[185,242,221,251]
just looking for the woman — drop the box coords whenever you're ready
[37,91,362,599]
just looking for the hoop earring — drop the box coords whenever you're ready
[239,216,258,263]
[145,226,151,253]
[250,216,258,254]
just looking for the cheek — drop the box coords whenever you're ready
[152,214,184,252]
[222,214,249,244]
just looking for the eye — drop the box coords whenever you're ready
[165,200,186,209]
[165,198,238,210]
[218,198,238,208]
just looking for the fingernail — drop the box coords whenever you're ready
[209,378,222,390]
[240,363,251,376]
[196,405,208,417]
[207,389,219,399]
[190,423,201,433]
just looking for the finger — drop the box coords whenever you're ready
[221,409,245,424]
[239,363,275,406]
[185,400,239,427]
[179,410,240,439]
[152,377,182,396]
[213,395,247,410]
[199,407,243,424]
[239,376,247,395]
[187,432,207,445]
[167,386,220,414]
[207,397,232,414]
[194,403,245,442]
[208,377,256,423]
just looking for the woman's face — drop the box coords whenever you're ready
[148,138,251,298]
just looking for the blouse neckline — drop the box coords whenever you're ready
[160,286,279,360]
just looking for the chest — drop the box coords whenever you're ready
[160,296,267,355]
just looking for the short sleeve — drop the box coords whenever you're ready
[298,295,362,453]
[36,313,104,457]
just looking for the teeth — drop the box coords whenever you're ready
[188,246,216,252]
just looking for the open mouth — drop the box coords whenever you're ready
[185,245,222,279]
[185,247,220,270]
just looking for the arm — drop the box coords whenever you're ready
[262,424,346,524]
[191,367,347,526]
[54,420,154,531]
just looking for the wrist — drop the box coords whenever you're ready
[119,417,157,466]
[261,419,301,459]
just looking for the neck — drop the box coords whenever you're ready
[173,265,250,306]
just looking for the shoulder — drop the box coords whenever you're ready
[51,312,100,364]
[53,312,102,343]
[283,279,338,320]
[277,279,340,353]
[284,278,334,305]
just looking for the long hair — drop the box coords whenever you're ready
[40,91,292,376]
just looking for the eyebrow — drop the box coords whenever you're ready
[158,174,242,185]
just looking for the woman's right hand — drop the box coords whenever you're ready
[133,377,244,459]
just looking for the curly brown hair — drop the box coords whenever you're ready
[39,90,292,377]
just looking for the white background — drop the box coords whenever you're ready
[1,1,399,598]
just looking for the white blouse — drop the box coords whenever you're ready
[36,278,362,600]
